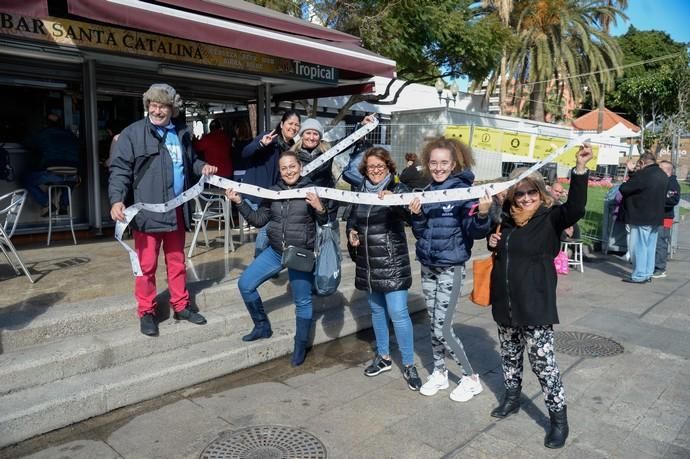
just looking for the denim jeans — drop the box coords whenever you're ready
[237,246,314,319]
[23,170,75,207]
[630,225,658,281]
[245,199,269,257]
[368,289,415,366]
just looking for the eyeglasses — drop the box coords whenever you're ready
[366,164,387,172]
[429,160,453,170]
[514,189,539,199]
[148,102,171,112]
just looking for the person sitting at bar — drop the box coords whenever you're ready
[23,113,80,216]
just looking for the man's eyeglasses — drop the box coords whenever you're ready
[514,189,539,199]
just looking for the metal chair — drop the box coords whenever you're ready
[560,240,584,273]
[46,166,79,246]
[187,190,235,258]
[0,189,34,283]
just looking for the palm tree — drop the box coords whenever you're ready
[508,0,624,121]
[482,0,515,115]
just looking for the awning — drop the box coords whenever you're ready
[3,0,48,17]
[66,0,397,78]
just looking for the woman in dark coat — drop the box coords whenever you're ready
[226,151,328,367]
[346,147,422,391]
[487,144,593,449]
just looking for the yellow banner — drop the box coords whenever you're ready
[500,131,531,157]
[444,125,471,143]
[0,12,337,82]
[533,136,598,166]
[471,127,502,152]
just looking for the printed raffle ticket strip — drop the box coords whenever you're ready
[116,129,589,275]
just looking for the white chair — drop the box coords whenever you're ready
[560,240,584,273]
[0,189,34,283]
[187,190,235,257]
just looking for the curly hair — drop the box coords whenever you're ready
[358,147,397,178]
[420,137,475,175]
[142,83,184,117]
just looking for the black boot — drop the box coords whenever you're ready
[291,317,312,367]
[544,406,569,449]
[490,387,521,418]
[242,299,273,342]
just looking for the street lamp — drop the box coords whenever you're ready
[435,78,458,107]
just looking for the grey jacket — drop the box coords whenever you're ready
[109,117,205,232]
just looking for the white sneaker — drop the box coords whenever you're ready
[450,374,483,402]
[420,369,449,396]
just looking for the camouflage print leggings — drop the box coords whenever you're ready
[422,265,475,376]
[497,324,566,412]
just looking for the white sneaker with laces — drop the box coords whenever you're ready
[420,369,449,396]
[450,374,483,402]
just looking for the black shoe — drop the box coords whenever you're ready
[58,206,69,215]
[40,205,57,218]
[544,406,569,449]
[491,387,522,418]
[402,365,422,391]
[364,354,392,377]
[173,306,207,325]
[621,278,647,284]
[140,313,159,336]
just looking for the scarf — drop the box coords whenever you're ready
[509,204,539,227]
[364,174,392,193]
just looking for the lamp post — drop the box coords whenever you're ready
[435,78,459,107]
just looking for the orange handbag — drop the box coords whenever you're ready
[470,226,500,307]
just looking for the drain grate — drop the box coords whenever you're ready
[200,425,327,459]
[555,331,623,357]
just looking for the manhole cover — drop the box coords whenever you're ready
[200,425,327,459]
[555,331,623,357]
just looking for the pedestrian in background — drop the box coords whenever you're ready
[618,152,669,283]
[652,160,680,278]
[194,118,232,178]
[487,144,593,449]
[408,137,491,402]
[109,83,217,337]
[399,152,428,190]
[346,147,422,391]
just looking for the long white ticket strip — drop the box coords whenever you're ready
[300,116,379,176]
[117,135,589,275]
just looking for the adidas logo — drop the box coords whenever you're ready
[442,204,454,212]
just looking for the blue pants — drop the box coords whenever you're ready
[23,170,74,207]
[368,290,415,366]
[630,225,658,281]
[238,246,314,319]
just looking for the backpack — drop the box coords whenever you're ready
[313,222,342,296]
[0,144,15,181]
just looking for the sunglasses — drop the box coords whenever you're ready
[514,189,539,199]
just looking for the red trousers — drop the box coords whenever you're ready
[133,208,189,317]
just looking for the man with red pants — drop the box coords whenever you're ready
[109,83,217,336]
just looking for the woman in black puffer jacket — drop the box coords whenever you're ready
[226,151,328,367]
[346,147,421,392]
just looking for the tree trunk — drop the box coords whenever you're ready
[597,94,605,133]
[530,81,546,122]
[500,50,508,116]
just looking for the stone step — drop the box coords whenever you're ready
[0,259,358,353]
[0,283,368,396]
[0,291,426,448]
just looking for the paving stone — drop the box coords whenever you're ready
[20,440,121,459]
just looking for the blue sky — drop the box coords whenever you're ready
[456,1,690,91]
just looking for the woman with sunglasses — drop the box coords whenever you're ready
[408,137,492,402]
[487,145,593,449]
[346,147,422,391]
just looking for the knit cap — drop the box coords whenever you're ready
[298,118,324,138]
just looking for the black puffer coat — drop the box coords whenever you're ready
[489,170,588,327]
[346,178,412,292]
[237,176,327,254]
